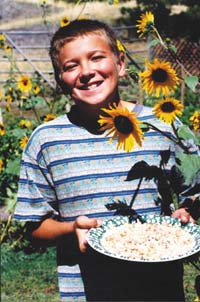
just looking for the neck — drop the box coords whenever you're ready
[67,104,104,134]
[118,100,137,111]
[67,98,137,134]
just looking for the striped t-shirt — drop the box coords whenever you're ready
[14,105,177,302]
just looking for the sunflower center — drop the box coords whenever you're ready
[161,101,175,113]
[23,79,28,86]
[152,68,168,83]
[114,116,133,134]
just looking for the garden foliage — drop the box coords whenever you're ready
[0,0,199,254]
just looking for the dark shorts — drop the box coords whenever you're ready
[79,247,185,302]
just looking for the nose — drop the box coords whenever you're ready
[79,62,95,84]
[80,74,95,84]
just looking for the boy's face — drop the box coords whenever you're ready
[58,33,125,109]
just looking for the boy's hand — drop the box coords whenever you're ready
[74,216,102,252]
[172,208,196,224]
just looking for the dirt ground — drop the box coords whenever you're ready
[0,0,137,31]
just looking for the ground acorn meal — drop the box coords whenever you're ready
[101,222,195,261]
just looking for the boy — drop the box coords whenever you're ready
[14,19,193,301]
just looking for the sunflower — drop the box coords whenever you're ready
[19,119,31,129]
[0,123,6,135]
[60,16,70,27]
[17,75,32,93]
[33,84,40,95]
[153,98,183,124]
[6,103,11,112]
[0,33,6,49]
[0,159,3,173]
[41,0,47,6]
[139,59,179,97]
[189,111,200,131]
[20,136,29,149]
[116,39,125,52]
[136,11,154,37]
[0,33,5,41]
[0,88,3,101]
[5,44,12,54]
[6,94,13,103]
[98,103,144,152]
[43,113,57,122]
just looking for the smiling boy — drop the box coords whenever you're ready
[14,19,192,301]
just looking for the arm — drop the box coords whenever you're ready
[31,216,102,252]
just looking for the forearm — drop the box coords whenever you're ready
[31,216,102,252]
[31,218,75,240]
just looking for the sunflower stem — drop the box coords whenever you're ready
[153,27,167,49]
[144,121,190,154]
[0,214,12,243]
[129,177,143,209]
[143,122,178,144]
[32,105,41,124]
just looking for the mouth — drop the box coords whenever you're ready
[79,81,103,90]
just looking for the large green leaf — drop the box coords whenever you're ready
[148,38,160,48]
[5,158,21,175]
[176,152,200,185]
[184,76,199,92]
[177,124,198,144]
[12,128,27,138]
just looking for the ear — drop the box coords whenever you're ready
[56,72,70,95]
[117,52,126,78]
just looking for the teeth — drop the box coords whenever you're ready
[80,82,101,90]
[88,84,98,89]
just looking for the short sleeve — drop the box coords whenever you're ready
[14,128,59,222]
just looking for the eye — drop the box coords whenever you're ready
[92,55,105,61]
[63,64,78,72]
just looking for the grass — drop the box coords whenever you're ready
[1,244,59,302]
[184,261,199,302]
[1,243,199,302]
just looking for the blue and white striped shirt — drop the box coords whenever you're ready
[14,105,177,301]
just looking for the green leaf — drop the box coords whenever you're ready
[177,124,198,143]
[5,158,21,175]
[140,123,150,132]
[169,44,177,53]
[31,96,46,106]
[184,76,199,92]
[12,128,27,138]
[176,153,200,185]
[5,190,17,213]
[148,38,160,48]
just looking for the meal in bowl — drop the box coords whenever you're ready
[101,221,195,261]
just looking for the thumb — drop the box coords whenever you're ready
[75,215,102,229]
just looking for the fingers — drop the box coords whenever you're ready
[74,216,102,253]
[75,228,89,253]
[172,208,196,224]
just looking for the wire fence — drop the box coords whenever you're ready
[153,39,200,78]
